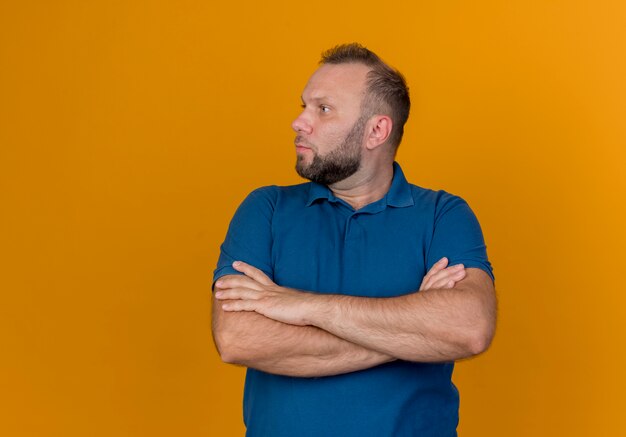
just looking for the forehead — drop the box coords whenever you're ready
[302,63,370,105]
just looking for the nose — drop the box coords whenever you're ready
[291,111,312,134]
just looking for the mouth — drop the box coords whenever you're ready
[294,137,313,153]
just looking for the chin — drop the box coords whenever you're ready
[296,155,312,167]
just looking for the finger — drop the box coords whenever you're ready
[215,287,263,301]
[429,265,465,283]
[233,261,274,286]
[221,299,261,312]
[430,280,454,290]
[424,257,448,280]
[430,266,466,285]
[429,269,466,289]
[421,265,465,291]
[420,258,449,290]
[215,274,264,291]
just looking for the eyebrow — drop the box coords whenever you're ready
[301,95,334,104]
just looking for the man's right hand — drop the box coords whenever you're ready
[419,257,466,291]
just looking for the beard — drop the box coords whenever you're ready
[295,114,367,186]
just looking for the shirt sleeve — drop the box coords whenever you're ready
[426,193,494,281]
[213,187,277,286]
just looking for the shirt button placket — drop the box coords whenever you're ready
[344,213,361,241]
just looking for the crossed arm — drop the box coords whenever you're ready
[212,258,496,377]
[212,301,395,377]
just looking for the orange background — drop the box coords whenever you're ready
[1,1,625,436]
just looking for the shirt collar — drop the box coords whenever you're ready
[306,162,414,209]
[306,182,333,206]
[385,162,414,208]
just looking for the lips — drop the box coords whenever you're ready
[294,136,313,152]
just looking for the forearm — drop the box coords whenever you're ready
[212,297,394,377]
[308,270,496,362]
[214,265,495,365]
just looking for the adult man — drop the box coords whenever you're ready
[213,43,496,436]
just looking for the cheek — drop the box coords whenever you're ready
[314,125,350,153]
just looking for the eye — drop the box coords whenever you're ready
[320,105,330,113]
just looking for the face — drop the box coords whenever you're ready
[295,112,368,185]
[292,63,371,185]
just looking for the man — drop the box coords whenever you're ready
[212,43,496,436]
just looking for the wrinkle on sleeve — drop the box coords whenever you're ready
[426,193,494,281]
[213,187,277,286]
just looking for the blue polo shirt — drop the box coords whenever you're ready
[214,162,493,437]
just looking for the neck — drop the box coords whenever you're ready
[329,162,394,210]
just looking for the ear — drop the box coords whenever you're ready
[365,115,393,150]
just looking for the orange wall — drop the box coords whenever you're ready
[1,1,625,436]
